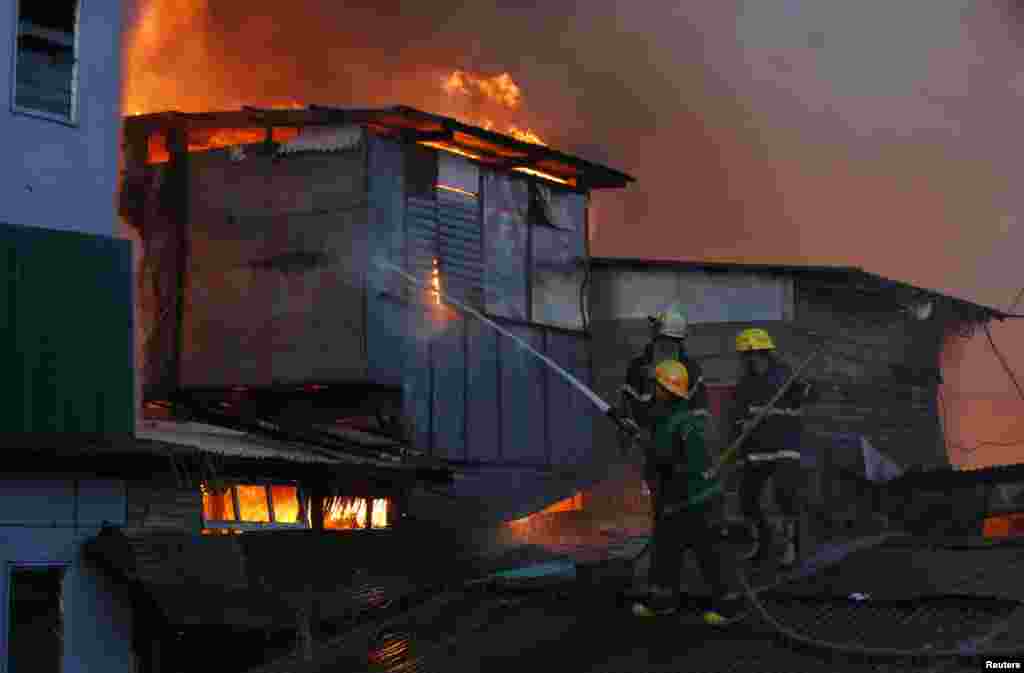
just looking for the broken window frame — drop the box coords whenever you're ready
[6,562,68,673]
[11,0,80,124]
[201,481,309,533]
[320,495,391,530]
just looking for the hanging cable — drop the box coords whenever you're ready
[983,323,1024,403]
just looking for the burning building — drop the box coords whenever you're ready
[119,105,635,529]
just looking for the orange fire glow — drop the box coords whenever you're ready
[430,259,442,306]
[324,497,390,530]
[145,127,302,164]
[508,492,584,528]
[440,70,547,146]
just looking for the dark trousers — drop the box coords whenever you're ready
[648,471,731,599]
[740,457,803,551]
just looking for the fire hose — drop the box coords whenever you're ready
[378,261,1024,659]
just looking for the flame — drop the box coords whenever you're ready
[443,70,521,109]
[440,70,546,146]
[324,497,391,530]
[370,499,388,529]
[145,127,302,164]
[508,492,584,528]
[430,258,442,306]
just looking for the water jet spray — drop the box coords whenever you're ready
[375,259,639,437]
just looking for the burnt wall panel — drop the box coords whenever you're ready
[182,147,370,387]
[482,171,529,320]
[465,318,500,462]
[431,317,466,460]
[499,324,546,463]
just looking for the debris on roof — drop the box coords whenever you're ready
[277,125,363,155]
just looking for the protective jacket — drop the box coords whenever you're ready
[731,357,813,461]
[652,397,722,511]
[622,342,708,432]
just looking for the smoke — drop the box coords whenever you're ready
[123,0,1024,465]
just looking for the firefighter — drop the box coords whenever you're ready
[631,360,746,625]
[731,328,814,568]
[620,302,708,445]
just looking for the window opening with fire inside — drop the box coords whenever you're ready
[13,0,79,121]
[202,483,390,533]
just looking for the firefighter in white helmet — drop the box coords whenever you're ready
[731,328,815,568]
[630,360,746,625]
[620,302,709,442]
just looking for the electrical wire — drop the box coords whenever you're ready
[983,322,1024,403]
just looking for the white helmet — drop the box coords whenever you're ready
[648,302,689,340]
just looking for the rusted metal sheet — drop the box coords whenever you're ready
[531,193,585,330]
[465,319,500,462]
[482,171,528,320]
[498,324,546,463]
[431,317,466,460]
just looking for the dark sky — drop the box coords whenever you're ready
[123,0,1024,465]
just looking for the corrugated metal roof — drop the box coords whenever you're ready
[124,105,635,189]
[136,419,415,469]
[586,257,1016,321]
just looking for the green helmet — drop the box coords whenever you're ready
[648,302,689,339]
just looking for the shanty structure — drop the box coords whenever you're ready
[586,258,1015,536]
[120,105,634,526]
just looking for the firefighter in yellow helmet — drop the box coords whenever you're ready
[732,328,815,568]
[631,360,746,625]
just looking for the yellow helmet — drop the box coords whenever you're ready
[735,328,775,352]
[654,360,690,398]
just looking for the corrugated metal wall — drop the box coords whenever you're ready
[0,221,133,434]
[366,137,595,472]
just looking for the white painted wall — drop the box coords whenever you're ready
[0,476,132,673]
[0,0,123,237]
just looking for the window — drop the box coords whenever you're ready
[324,497,390,530]
[7,564,66,673]
[13,0,79,121]
[201,483,306,533]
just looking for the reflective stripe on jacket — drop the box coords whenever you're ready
[731,359,809,456]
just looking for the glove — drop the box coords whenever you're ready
[607,407,642,438]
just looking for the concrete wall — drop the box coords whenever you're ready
[0,476,133,673]
[0,0,122,237]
